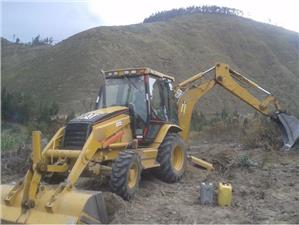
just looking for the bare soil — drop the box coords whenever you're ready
[76,142,299,224]
[2,142,299,224]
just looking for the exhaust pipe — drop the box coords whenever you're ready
[273,113,299,150]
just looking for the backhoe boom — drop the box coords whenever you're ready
[177,63,299,148]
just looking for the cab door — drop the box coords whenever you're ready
[142,76,178,144]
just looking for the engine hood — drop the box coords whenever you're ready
[63,106,128,149]
[69,106,129,125]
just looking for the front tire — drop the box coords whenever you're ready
[156,133,186,183]
[110,150,142,200]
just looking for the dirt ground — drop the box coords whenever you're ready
[75,141,299,224]
[2,140,299,224]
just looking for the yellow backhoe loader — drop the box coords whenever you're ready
[1,63,299,224]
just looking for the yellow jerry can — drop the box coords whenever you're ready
[217,182,232,207]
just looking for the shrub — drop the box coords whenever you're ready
[1,123,28,152]
[238,154,258,168]
[1,88,59,125]
[240,116,282,151]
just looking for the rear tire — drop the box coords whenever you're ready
[110,150,142,200]
[156,133,186,183]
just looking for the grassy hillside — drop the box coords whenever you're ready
[1,38,50,73]
[2,14,299,115]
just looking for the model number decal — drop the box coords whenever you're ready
[78,113,98,120]
[116,120,123,127]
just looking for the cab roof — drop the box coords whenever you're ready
[104,67,175,81]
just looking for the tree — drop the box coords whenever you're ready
[66,111,76,122]
[143,6,243,23]
[37,101,59,123]
[31,35,54,46]
[1,88,13,120]
[32,35,41,46]
[1,89,59,124]
[48,37,53,45]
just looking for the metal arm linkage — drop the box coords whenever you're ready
[176,63,282,141]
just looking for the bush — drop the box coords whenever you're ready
[2,89,61,143]
[1,88,59,125]
[191,109,241,133]
[1,133,19,151]
[238,154,258,168]
[240,116,282,151]
[1,123,28,152]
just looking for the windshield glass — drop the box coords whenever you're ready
[97,76,147,122]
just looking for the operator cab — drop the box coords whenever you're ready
[96,68,178,145]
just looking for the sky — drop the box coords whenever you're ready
[1,0,299,43]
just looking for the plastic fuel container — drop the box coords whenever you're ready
[217,182,232,207]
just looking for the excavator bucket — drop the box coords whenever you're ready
[1,184,108,224]
[274,113,299,149]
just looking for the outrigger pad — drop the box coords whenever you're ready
[80,192,109,224]
[276,113,299,150]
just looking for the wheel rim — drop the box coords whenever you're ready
[171,146,184,171]
[128,163,138,189]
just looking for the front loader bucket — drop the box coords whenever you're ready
[1,184,108,224]
[274,113,299,149]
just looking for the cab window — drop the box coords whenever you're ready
[148,77,167,121]
[97,76,147,134]
[164,80,178,124]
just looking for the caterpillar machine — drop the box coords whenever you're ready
[1,63,299,224]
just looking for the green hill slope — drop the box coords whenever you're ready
[2,14,299,114]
